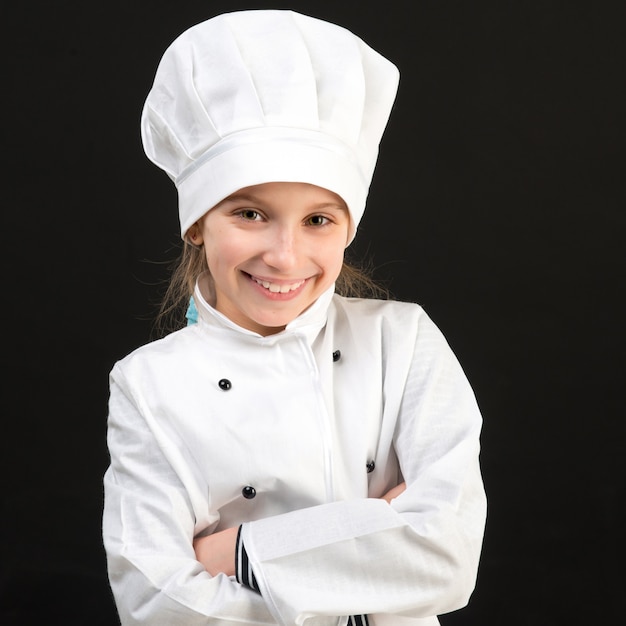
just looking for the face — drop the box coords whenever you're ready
[190,182,350,336]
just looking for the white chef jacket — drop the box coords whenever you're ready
[102,277,487,626]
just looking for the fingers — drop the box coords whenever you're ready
[380,481,406,504]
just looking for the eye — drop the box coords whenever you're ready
[306,215,329,226]
[238,209,261,221]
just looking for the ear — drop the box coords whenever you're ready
[187,224,204,245]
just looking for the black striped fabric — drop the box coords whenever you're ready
[235,525,260,592]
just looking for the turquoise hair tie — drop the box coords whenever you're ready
[185,296,198,325]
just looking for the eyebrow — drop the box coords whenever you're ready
[219,194,346,211]
[220,193,259,205]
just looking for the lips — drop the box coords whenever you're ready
[250,275,306,293]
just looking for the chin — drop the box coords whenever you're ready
[255,316,293,330]
[251,309,300,331]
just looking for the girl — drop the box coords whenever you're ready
[103,9,487,626]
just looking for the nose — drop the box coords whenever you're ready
[262,224,300,271]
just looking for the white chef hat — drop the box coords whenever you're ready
[141,9,399,243]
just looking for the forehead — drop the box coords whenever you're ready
[224,182,348,206]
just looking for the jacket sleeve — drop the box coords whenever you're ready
[239,310,487,625]
[102,368,283,626]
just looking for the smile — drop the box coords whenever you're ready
[250,275,306,293]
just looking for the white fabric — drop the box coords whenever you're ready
[103,282,487,625]
[140,10,399,241]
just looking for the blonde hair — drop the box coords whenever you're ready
[152,241,389,338]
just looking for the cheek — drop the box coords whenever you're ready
[321,240,347,279]
[204,232,239,272]
[204,247,230,285]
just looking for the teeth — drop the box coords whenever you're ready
[252,277,304,293]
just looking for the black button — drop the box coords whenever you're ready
[242,486,256,499]
[218,378,232,390]
[366,460,375,473]
[332,350,341,362]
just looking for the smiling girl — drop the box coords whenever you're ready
[102,10,487,626]
[188,182,350,335]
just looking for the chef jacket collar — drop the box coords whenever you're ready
[193,272,333,344]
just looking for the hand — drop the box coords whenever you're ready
[193,526,239,577]
[380,481,406,504]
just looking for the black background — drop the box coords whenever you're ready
[3,1,624,624]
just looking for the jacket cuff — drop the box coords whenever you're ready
[236,525,369,623]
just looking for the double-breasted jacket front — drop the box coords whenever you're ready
[103,282,487,625]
